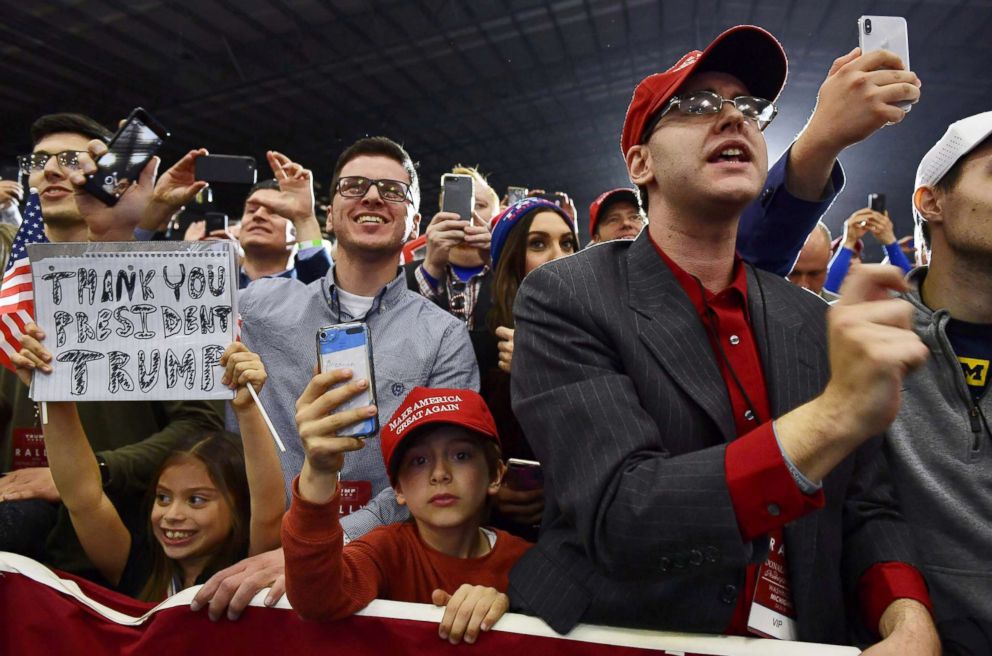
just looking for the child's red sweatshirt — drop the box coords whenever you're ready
[283,477,533,621]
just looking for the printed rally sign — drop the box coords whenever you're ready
[27,241,238,402]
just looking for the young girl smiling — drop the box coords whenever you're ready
[12,332,284,600]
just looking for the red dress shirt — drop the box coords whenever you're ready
[648,232,930,636]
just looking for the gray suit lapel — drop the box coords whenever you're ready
[745,265,821,415]
[625,235,736,443]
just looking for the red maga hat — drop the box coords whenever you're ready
[588,188,640,237]
[620,25,788,157]
[381,387,500,484]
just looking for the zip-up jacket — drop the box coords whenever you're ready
[886,267,992,624]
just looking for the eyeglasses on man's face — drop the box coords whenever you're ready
[17,150,88,176]
[654,91,778,133]
[335,176,412,203]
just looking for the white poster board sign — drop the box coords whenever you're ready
[28,241,239,402]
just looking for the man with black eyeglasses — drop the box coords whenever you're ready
[190,136,479,622]
[510,26,939,651]
[0,113,223,582]
[15,113,110,242]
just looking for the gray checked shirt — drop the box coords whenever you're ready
[234,265,480,538]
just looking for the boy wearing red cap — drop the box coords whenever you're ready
[282,378,531,645]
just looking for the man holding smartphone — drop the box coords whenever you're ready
[0,113,223,579]
[510,25,938,651]
[190,136,479,622]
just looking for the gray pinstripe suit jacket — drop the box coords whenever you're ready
[508,233,916,642]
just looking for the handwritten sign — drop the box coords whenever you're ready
[27,241,238,402]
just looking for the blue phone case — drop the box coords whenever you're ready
[317,322,378,437]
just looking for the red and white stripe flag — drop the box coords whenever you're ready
[0,191,48,371]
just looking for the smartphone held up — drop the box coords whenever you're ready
[441,173,474,221]
[82,107,169,206]
[868,193,886,214]
[858,16,912,112]
[195,155,258,185]
[317,322,379,438]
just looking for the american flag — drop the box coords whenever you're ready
[0,191,48,371]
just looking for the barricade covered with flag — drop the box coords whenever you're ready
[0,552,859,656]
[0,191,46,370]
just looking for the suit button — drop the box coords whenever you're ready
[720,584,738,604]
[767,503,781,516]
[704,546,719,563]
[673,553,687,569]
[659,557,672,573]
[689,549,703,566]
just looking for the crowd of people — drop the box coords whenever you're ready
[1,22,989,654]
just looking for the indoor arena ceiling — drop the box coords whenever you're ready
[2,0,990,249]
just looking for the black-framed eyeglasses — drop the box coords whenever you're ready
[336,176,411,203]
[656,91,778,132]
[17,151,88,175]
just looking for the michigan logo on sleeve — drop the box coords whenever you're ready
[958,357,989,387]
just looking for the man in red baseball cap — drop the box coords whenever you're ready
[282,381,531,645]
[591,27,921,274]
[588,188,644,243]
[509,24,938,652]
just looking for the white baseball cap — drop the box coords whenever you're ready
[914,111,992,221]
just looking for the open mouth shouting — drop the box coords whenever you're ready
[706,140,753,166]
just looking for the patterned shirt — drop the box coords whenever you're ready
[236,265,480,538]
[414,263,489,329]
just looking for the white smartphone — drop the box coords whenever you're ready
[441,173,474,221]
[858,16,912,112]
[316,322,378,438]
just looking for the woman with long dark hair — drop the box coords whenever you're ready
[484,198,578,537]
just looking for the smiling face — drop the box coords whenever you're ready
[30,132,91,228]
[329,155,420,258]
[239,189,294,255]
[394,426,501,533]
[523,210,578,275]
[634,71,769,220]
[149,459,233,580]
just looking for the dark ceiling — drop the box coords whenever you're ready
[2,0,991,256]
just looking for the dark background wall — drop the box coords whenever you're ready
[2,0,990,260]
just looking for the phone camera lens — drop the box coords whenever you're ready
[864,18,872,34]
[319,331,327,341]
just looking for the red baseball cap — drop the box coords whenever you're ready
[620,25,788,157]
[381,387,500,484]
[588,188,640,237]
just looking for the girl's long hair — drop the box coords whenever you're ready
[488,210,539,332]
[139,431,250,601]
